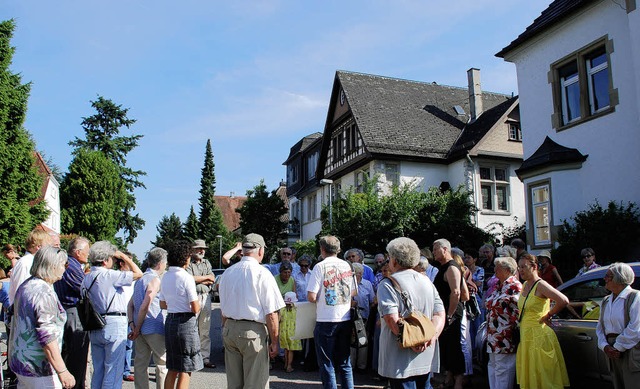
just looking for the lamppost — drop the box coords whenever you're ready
[216,235,223,269]
[320,179,334,230]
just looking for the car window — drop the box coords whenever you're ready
[562,279,609,302]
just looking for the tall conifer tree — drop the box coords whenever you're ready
[183,206,200,242]
[197,139,227,247]
[0,19,48,246]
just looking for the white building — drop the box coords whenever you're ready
[285,69,526,244]
[497,0,640,250]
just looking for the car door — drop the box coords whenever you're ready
[553,275,611,382]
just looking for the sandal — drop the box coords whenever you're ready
[286,366,294,373]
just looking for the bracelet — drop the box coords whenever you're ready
[57,368,68,375]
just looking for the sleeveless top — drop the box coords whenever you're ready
[133,268,165,335]
[433,260,464,318]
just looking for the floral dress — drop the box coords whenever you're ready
[485,275,521,353]
[9,276,66,377]
[279,305,301,350]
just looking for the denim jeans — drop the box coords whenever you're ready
[389,373,431,389]
[89,316,127,389]
[123,338,133,376]
[314,321,354,389]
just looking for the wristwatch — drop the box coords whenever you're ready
[446,315,454,324]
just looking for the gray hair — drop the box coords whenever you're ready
[433,238,451,251]
[352,262,364,275]
[89,241,117,265]
[345,248,364,262]
[146,247,168,269]
[609,262,635,286]
[68,236,90,255]
[494,256,518,276]
[31,245,67,283]
[242,246,258,256]
[480,243,495,252]
[387,237,420,269]
[416,256,429,270]
[319,235,340,256]
[297,254,312,265]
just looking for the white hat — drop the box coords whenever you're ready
[284,291,297,304]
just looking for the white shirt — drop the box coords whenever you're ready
[596,286,640,352]
[159,267,198,313]
[219,256,285,323]
[307,256,357,322]
[8,252,34,306]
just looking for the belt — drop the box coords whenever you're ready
[168,312,195,317]
[229,318,260,323]
[103,312,127,316]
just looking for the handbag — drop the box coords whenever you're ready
[388,275,436,349]
[78,274,115,331]
[351,306,368,348]
[465,293,481,320]
[514,279,540,347]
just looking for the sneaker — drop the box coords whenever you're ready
[123,375,134,382]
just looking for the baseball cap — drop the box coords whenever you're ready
[242,233,267,249]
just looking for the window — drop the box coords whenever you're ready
[307,151,318,179]
[508,123,522,141]
[385,163,399,187]
[479,166,509,211]
[531,183,551,245]
[287,164,299,184]
[551,38,615,128]
[355,169,369,193]
[307,194,317,221]
[332,133,344,163]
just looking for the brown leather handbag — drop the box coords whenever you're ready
[389,275,436,348]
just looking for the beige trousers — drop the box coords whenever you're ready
[223,319,269,389]
[134,333,167,389]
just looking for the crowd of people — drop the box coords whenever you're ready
[1,228,639,389]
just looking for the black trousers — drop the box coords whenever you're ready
[62,306,90,389]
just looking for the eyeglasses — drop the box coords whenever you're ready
[347,255,358,259]
[582,254,593,259]
[300,264,309,268]
[282,252,292,256]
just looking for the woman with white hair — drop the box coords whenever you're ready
[82,241,142,389]
[377,237,446,388]
[596,262,640,389]
[9,245,76,389]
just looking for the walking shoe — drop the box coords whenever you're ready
[123,375,134,382]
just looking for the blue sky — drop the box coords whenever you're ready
[2,1,547,258]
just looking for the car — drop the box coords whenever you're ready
[474,262,640,386]
[212,268,225,303]
[551,262,640,385]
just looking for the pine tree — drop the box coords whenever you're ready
[152,213,183,249]
[60,149,126,242]
[0,19,49,246]
[197,139,227,246]
[183,206,200,242]
[68,96,145,244]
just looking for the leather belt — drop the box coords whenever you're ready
[103,312,127,316]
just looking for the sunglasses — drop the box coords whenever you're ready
[300,264,309,268]
[582,254,593,259]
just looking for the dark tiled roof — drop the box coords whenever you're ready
[283,132,322,164]
[516,136,588,176]
[449,97,519,159]
[337,71,512,160]
[497,0,598,58]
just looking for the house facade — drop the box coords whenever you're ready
[497,0,640,250]
[34,152,60,234]
[285,69,526,244]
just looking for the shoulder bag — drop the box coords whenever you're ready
[351,306,368,348]
[388,275,436,349]
[78,274,115,331]
[513,279,540,347]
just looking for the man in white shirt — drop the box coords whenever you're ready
[307,235,357,389]
[219,233,285,389]
[8,228,52,305]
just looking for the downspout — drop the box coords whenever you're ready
[466,152,479,227]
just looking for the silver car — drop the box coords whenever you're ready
[551,262,640,385]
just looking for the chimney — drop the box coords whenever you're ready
[467,68,483,122]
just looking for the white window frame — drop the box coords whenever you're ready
[586,51,610,114]
[479,166,510,212]
[307,151,318,179]
[508,123,522,141]
[384,163,399,187]
[531,183,551,246]
[355,169,369,193]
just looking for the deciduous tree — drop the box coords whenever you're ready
[237,180,288,255]
[0,19,48,247]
